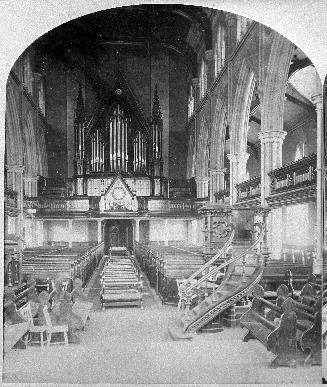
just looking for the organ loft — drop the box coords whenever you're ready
[2,4,325,384]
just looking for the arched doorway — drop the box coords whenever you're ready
[104,219,133,253]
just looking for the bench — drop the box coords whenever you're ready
[240,284,321,367]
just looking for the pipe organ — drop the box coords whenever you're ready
[105,105,129,173]
[91,129,104,172]
[133,131,147,173]
[73,84,164,195]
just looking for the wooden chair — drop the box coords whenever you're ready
[18,302,47,348]
[43,306,69,346]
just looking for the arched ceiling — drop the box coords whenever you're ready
[35,5,212,77]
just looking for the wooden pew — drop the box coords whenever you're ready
[240,284,321,367]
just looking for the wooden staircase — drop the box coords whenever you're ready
[169,224,264,339]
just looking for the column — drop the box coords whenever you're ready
[209,168,226,202]
[67,219,73,247]
[227,153,249,204]
[312,92,323,275]
[97,219,103,244]
[195,176,209,199]
[258,131,287,204]
[258,131,286,259]
[134,219,140,242]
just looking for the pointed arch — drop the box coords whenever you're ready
[230,59,256,154]
[211,97,228,170]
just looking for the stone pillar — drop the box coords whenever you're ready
[209,168,226,202]
[312,92,323,275]
[134,219,140,242]
[227,153,249,204]
[258,131,286,258]
[67,219,73,247]
[195,176,209,199]
[258,131,287,204]
[97,219,103,244]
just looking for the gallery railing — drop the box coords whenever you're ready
[235,176,261,202]
[268,153,316,194]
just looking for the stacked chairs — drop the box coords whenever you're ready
[100,248,143,309]
[240,283,321,368]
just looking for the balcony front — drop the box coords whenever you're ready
[267,153,316,207]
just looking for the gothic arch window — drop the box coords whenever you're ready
[188,84,195,119]
[214,24,226,75]
[199,59,207,99]
[237,15,251,42]
[294,142,305,161]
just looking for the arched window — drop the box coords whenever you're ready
[214,25,226,76]
[199,59,207,99]
[237,15,251,42]
[188,84,195,119]
[294,142,305,161]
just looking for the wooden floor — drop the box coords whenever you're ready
[3,264,321,385]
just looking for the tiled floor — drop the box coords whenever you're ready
[2,266,321,385]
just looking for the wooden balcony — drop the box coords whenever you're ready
[214,190,230,205]
[24,197,90,213]
[234,176,261,208]
[267,153,316,207]
[138,198,196,215]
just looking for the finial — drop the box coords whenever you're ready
[152,84,162,120]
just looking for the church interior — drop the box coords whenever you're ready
[3,4,325,384]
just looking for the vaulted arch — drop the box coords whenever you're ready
[230,59,256,155]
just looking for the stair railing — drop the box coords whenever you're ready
[179,223,264,310]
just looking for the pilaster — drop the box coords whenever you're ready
[209,168,226,202]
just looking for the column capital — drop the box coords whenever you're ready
[205,49,214,62]
[227,152,249,163]
[192,77,199,87]
[195,176,210,183]
[311,93,322,107]
[209,167,226,175]
[6,164,24,173]
[258,130,287,143]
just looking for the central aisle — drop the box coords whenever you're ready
[3,260,320,385]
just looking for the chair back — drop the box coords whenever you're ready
[43,306,53,327]
[18,302,34,327]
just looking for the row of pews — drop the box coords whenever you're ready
[100,247,143,309]
[241,283,321,368]
[22,243,104,290]
[134,242,206,304]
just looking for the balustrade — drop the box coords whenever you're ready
[214,189,230,204]
[235,176,261,203]
[269,153,316,194]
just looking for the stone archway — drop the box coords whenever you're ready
[228,59,256,204]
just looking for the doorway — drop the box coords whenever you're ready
[104,219,133,253]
